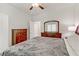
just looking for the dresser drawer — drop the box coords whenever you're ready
[41,32,62,38]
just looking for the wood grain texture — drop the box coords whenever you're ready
[12,29,27,45]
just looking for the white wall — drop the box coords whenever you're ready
[0,13,9,53]
[30,3,79,34]
[0,4,30,47]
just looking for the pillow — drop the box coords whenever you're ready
[62,32,74,38]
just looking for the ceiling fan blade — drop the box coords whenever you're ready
[30,6,33,10]
[39,5,44,9]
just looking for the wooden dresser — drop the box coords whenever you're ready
[41,32,62,38]
[12,29,27,45]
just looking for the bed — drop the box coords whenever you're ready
[64,33,79,55]
[63,32,79,56]
[2,37,69,56]
[63,25,79,56]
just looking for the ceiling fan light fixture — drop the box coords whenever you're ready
[30,3,44,10]
[32,3,39,7]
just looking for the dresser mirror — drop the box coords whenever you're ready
[44,21,59,33]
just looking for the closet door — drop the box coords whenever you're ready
[30,21,41,39]
[0,14,9,53]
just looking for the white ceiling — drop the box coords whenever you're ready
[9,3,75,18]
[10,3,32,12]
[10,3,75,11]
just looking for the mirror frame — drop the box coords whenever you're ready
[44,21,59,33]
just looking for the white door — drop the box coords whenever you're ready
[0,14,9,53]
[30,21,41,39]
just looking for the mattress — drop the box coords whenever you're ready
[2,37,69,56]
[64,33,79,56]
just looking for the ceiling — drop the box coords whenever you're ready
[10,3,76,16]
[10,3,32,12]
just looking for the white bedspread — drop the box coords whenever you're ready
[64,33,79,56]
[2,37,69,56]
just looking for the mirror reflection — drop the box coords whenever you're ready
[44,21,59,33]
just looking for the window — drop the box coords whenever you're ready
[47,24,57,32]
[47,25,51,32]
[44,21,59,33]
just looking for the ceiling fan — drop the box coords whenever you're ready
[29,3,44,10]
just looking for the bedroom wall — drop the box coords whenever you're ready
[30,3,79,34]
[0,13,9,53]
[0,3,30,49]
